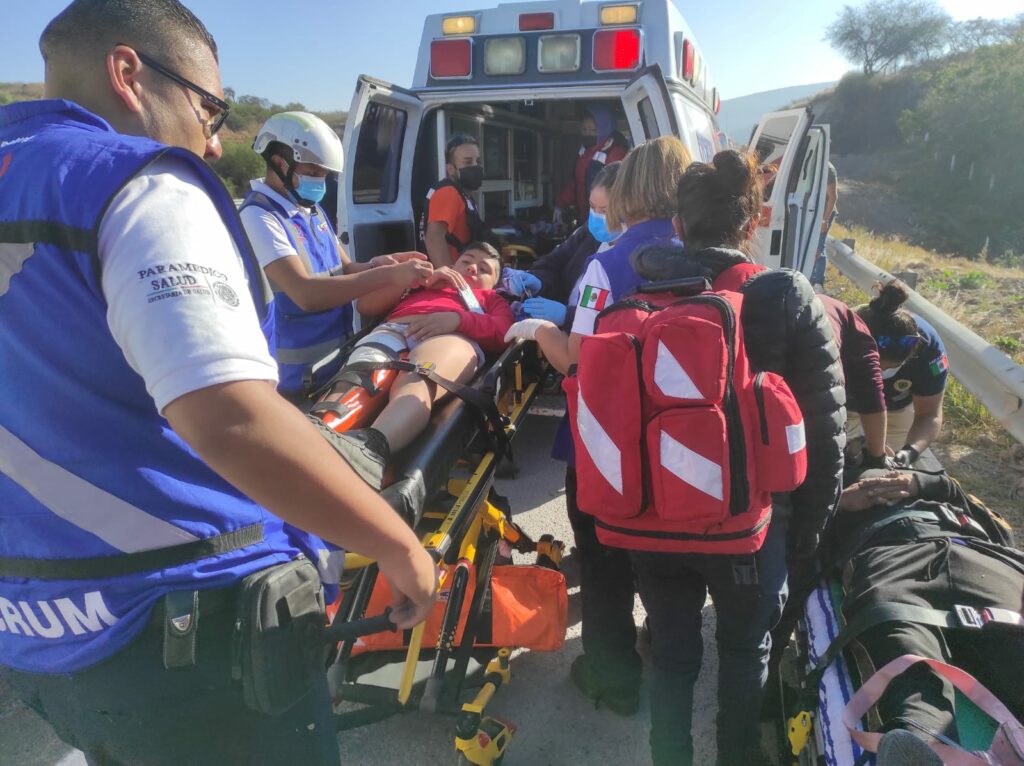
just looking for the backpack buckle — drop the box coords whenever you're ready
[732,557,758,586]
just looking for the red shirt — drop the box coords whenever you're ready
[556,137,628,214]
[388,286,514,355]
[819,294,886,414]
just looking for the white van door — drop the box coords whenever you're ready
[620,65,679,143]
[780,124,830,278]
[746,108,812,271]
[339,76,425,263]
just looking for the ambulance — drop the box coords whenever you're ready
[337,0,830,278]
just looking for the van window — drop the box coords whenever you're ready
[352,102,407,204]
[483,125,510,180]
[638,97,658,140]
[513,128,540,203]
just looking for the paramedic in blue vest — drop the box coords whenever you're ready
[505,137,690,716]
[240,112,432,398]
[578,150,845,766]
[421,134,485,267]
[0,2,436,764]
[854,280,948,466]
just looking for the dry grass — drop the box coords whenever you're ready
[826,224,1024,528]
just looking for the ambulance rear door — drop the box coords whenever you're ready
[746,108,812,271]
[780,123,830,278]
[339,76,425,263]
[620,65,679,142]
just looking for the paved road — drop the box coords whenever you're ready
[1,411,723,766]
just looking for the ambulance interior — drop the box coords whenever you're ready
[345,95,636,264]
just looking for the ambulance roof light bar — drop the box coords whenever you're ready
[519,11,555,31]
[600,4,639,25]
[442,15,477,36]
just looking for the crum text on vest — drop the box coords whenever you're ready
[0,591,119,639]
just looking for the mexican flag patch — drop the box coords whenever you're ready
[930,355,949,376]
[579,285,610,311]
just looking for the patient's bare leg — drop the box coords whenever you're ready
[372,335,479,453]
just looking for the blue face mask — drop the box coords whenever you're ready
[294,174,327,204]
[588,210,621,243]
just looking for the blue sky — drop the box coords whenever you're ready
[1,0,1020,111]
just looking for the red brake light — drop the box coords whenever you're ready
[520,12,555,31]
[682,39,695,82]
[430,39,472,78]
[713,88,721,115]
[593,28,641,71]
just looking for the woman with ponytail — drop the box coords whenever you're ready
[624,149,846,766]
[854,281,948,466]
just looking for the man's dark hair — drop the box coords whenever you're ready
[40,0,218,69]
[445,134,479,164]
[461,241,502,269]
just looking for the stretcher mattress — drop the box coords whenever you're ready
[804,580,865,766]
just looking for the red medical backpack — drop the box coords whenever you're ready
[564,264,807,554]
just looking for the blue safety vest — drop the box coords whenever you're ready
[0,100,337,674]
[240,189,353,396]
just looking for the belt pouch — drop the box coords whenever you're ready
[232,559,327,715]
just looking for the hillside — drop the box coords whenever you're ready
[0,82,347,197]
[718,81,836,143]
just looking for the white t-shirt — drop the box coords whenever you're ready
[569,258,614,337]
[98,158,279,413]
[239,179,315,269]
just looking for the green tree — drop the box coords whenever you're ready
[826,0,952,75]
[214,141,265,199]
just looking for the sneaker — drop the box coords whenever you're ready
[570,655,640,717]
[877,729,943,766]
[314,422,390,490]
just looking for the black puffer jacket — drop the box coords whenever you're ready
[530,224,599,304]
[631,244,847,558]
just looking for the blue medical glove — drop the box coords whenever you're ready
[502,269,542,298]
[522,297,567,326]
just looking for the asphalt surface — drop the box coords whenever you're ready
[1,409,724,766]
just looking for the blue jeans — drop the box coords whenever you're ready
[630,515,789,766]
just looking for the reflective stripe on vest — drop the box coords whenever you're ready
[0,425,198,552]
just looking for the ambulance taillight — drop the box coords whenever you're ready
[519,12,555,31]
[431,38,472,78]
[485,37,527,76]
[713,88,721,115]
[682,39,695,82]
[442,16,476,35]
[593,28,641,71]
[539,34,581,73]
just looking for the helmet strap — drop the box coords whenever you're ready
[269,151,313,208]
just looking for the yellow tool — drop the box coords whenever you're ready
[454,649,515,765]
[787,710,813,757]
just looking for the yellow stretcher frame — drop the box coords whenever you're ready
[327,341,564,766]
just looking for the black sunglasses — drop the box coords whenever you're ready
[128,48,230,136]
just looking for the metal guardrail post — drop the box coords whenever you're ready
[827,239,1024,445]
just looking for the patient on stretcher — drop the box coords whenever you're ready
[829,466,1024,756]
[309,242,513,489]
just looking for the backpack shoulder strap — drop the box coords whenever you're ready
[713,262,765,292]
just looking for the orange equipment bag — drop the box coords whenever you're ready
[334,564,567,655]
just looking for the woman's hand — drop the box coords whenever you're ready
[504,318,556,343]
[370,251,428,268]
[427,266,470,292]
[387,259,434,290]
[402,312,462,342]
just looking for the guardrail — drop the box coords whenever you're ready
[827,238,1024,445]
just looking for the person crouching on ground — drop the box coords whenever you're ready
[314,243,513,489]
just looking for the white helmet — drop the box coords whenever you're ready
[253,111,344,173]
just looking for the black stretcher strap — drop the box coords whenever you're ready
[342,360,512,458]
[798,599,1024,709]
[0,523,264,580]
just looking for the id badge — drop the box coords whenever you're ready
[459,287,485,314]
